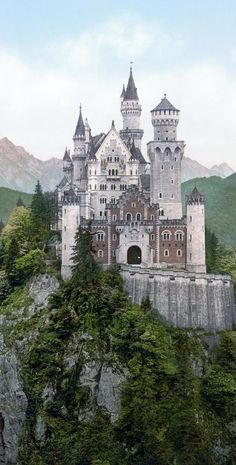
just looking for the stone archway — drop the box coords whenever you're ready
[127,246,142,265]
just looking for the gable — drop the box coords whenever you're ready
[94,126,131,166]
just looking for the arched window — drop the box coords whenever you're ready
[136,213,141,221]
[97,232,104,241]
[177,249,182,257]
[109,169,111,175]
[98,250,103,257]
[151,214,154,220]
[159,209,164,216]
[112,169,115,175]
[116,169,118,175]
[175,231,183,241]
[127,213,132,221]
[164,249,169,257]
[89,169,92,175]
[162,230,171,241]
[159,193,162,199]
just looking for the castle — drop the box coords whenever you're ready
[56,67,235,330]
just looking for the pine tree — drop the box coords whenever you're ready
[16,197,25,207]
[71,222,100,286]
[30,181,51,247]
[205,228,219,272]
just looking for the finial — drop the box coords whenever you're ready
[79,103,82,111]
[111,120,115,128]
[130,61,133,72]
[164,93,166,98]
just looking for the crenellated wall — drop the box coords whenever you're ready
[121,265,236,331]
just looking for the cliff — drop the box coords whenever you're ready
[0,271,235,464]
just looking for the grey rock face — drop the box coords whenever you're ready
[35,416,46,446]
[79,358,128,423]
[0,350,27,464]
[97,365,128,423]
[29,274,59,307]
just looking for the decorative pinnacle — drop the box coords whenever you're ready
[111,120,115,128]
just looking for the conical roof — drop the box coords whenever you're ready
[88,139,97,160]
[151,94,179,112]
[63,147,71,162]
[129,140,146,164]
[74,105,85,138]
[189,186,202,199]
[124,67,139,101]
[120,84,125,99]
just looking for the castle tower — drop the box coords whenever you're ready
[63,147,72,180]
[72,105,87,186]
[84,117,91,153]
[186,187,206,273]
[147,95,185,219]
[119,66,144,150]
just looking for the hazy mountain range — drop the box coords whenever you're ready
[0,137,234,193]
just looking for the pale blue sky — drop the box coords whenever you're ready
[0,0,236,168]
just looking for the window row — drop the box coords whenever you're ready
[126,212,142,222]
[108,169,119,176]
[163,249,182,257]
[107,156,119,162]
[162,230,184,241]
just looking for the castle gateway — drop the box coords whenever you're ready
[56,67,235,331]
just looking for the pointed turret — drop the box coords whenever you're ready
[120,84,125,100]
[120,66,143,150]
[74,105,85,139]
[123,66,139,101]
[63,147,71,162]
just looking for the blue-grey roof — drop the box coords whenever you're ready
[151,95,179,112]
[74,106,85,137]
[123,67,139,101]
[130,140,146,164]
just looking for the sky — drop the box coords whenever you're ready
[0,0,236,169]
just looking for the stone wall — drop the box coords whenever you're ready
[121,265,236,331]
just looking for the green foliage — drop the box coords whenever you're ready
[15,249,46,283]
[182,174,236,247]
[30,180,51,247]
[0,186,32,223]
[71,222,100,286]
[13,262,236,464]
[206,228,219,273]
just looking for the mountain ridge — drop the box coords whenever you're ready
[0,137,234,193]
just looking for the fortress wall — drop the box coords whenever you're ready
[121,265,236,331]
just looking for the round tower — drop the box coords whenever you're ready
[151,94,180,142]
[119,66,144,150]
[72,105,87,186]
[147,95,184,219]
[186,187,206,273]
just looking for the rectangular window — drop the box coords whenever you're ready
[64,244,66,250]
[113,234,117,241]
[100,211,103,217]
[190,216,192,222]
[113,215,117,221]
[64,226,66,231]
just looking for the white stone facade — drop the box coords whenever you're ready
[57,67,206,279]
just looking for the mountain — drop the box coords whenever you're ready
[181,156,234,182]
[0,138,63,193]
[210,162,234,178]
[0,138,234,193]
[182,173,236,246]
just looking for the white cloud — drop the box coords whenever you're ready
[0,17,235,171]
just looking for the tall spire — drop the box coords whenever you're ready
[123,66,139,101]
[74,105,85,138]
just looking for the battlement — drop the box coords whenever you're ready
[121,265,236,331]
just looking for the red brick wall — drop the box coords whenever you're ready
[159,225,186,266]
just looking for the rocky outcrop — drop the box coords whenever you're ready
[29,274,59,307]
[0,274,60,463]
[0,349,27,464]
[80,358,128,423]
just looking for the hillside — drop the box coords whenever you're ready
[0,187,32,223]
[182,173,236,246]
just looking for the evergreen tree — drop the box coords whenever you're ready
[0,219,4,233]
[16,196,25,207]
[30,180,51,247]
[205,228,219,272]
[71,222,100,286]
